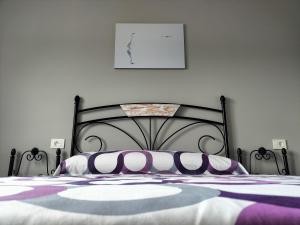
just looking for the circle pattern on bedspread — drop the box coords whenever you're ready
[0,186,33,197]
[151,151,176,173]
[207,155,238,174]
[24,184,220,215]
[94,151,121,173]
[58,184,181,201]
[121,151,153,173]
[0,186,66,201]
[174,152,209,174]
[88,150,153,174]
[88,152,124,174]
[179,152,204,170]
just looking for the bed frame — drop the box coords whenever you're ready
[70,95,231,158]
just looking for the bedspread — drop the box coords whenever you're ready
[1,174,300,225]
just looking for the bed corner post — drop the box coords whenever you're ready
[55,148,61,169]
[220,96,230,158]
[8,148,16,176]
[237,148,242,164]
[70,95,80,157]
[281,148,290,175]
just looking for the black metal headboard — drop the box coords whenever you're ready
[70,96,230,158]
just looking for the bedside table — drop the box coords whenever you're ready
[237,147,290,175]
[8,147,61,176]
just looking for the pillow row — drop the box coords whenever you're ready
[54,150,248,176]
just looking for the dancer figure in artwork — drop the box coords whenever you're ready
[127,33,135,64]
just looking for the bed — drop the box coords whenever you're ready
[1,96,300,225]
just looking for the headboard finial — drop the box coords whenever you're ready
[220,95,225,102]
[11,148,16,155]
[282,148,287,155]
[74,95,80,103]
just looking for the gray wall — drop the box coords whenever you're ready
[0,0,300,176]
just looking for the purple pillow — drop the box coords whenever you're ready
[54,150,248,176]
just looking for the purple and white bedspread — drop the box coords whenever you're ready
[1,174,300,225]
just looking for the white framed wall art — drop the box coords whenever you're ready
[114,23,185,69]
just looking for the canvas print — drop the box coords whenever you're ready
[114,23,185,69]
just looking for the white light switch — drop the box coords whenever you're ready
[272,139,287,149]
[50,139,65,149]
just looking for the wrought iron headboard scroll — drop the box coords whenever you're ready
[70,96,230,158]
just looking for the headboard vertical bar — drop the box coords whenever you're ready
[220,96,230,158]
[55,148,61,169]
[8,148,16,176]
[149,117,152,150]
[281,148,290,175]
[70,95,80,157]
[237,148,242,164]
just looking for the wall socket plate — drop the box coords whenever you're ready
[272,139,287,149]
[50,138,65,149]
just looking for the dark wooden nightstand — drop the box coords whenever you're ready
[237,147,290,175]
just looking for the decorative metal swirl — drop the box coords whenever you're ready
[26,148,43,161]
[198,134,225,155]
[75,121,144,153]
[15,148,49,176]
[75,118,225,155]
[84,135,104,152]
[250,147,281,174]
[254,152,271,160]
[156,121,224,153]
